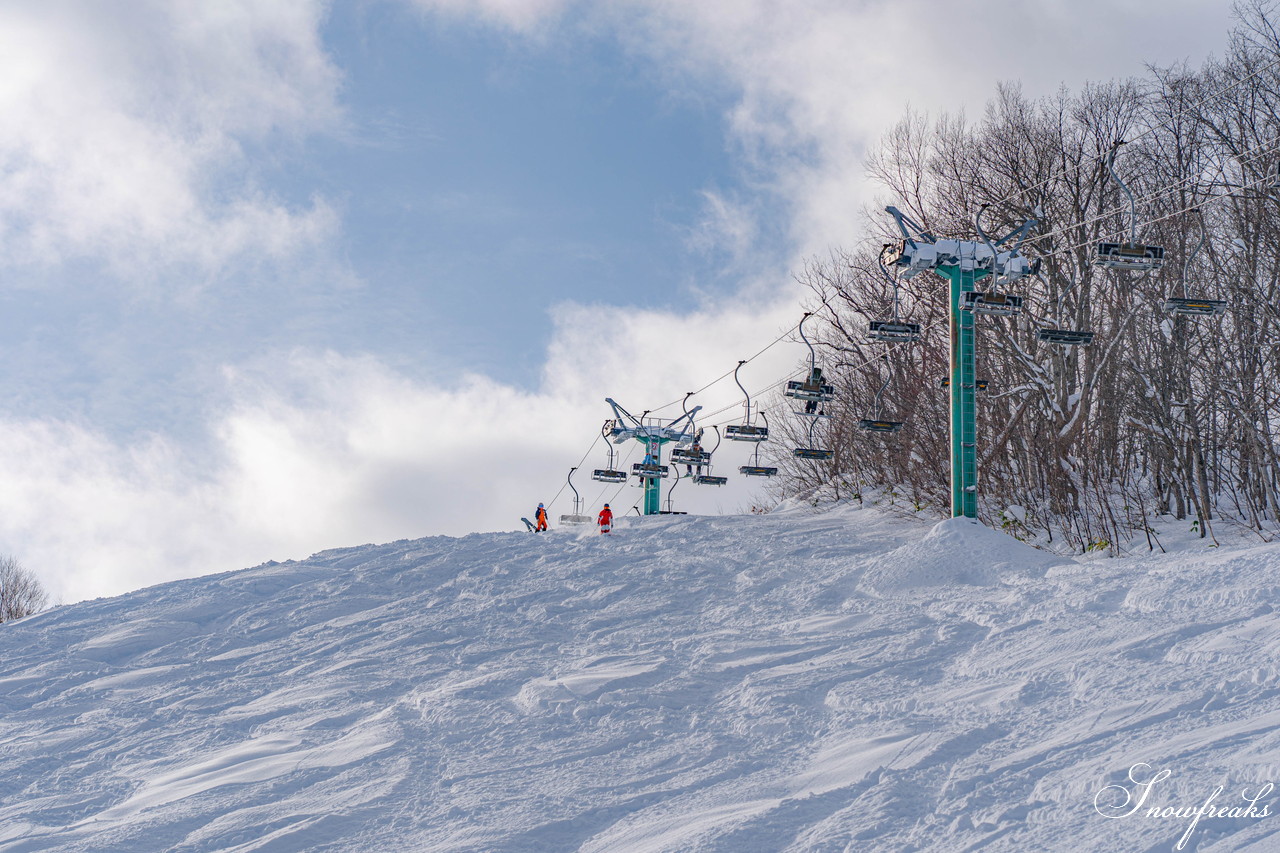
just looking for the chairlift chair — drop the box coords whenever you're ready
[940,377,988,391]
[1161,208,1227,317]
[726,360,770,441]
[690,427,728,485]
[960,290,1023,316]
[631,462,669,480]
[591,421,629,483]
[793,412,834,460]
[868,321,922,342]
[1161,297,1227,316]
[858,419,904,433]
[858,356,904,434]
[784,313,837,404]
[558,467,593,524]
[1037,328,1095,346]
[868,247,922,343]
[738,414,779,476]
[1093,142,1165,272]
[670,448,711,467]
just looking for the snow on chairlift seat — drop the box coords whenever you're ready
[940,377,988,390]
[670,448,712,466]
[793,447,834,460]
[1094,242,1164,271]
[858,418,904,433]
[1037,328,1095,346]
[960,291,1022,316]
[868,320,921,343]
[693,474,728,486]
[1161,297,1227,316]
[631,462,669,479]
[725,424,769,442]
[559,514,593,525]
[591,468,628,484]
[738,465,779,477]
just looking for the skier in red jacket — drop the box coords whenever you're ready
[597,504,613,534]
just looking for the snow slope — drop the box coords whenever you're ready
[2,505,1280,851]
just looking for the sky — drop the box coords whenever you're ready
[0,0,1238,602]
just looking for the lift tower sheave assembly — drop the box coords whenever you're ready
[605,398,701,516]
[884,205,1038,519]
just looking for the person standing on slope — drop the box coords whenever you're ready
[534,503,549,532]
[597,503,613,535]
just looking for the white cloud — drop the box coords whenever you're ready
[0,307,805,603]
[0,0,1242,604]
[406,0,576,32]
[0,0,341,278]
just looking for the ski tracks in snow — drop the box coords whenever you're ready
[1,507,1279,850]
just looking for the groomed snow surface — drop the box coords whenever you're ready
[2,503,1280,851]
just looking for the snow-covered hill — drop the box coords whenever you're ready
[2,505,1279,851]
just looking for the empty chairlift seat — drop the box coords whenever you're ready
[725,424,769,442]
[1037,328,1095,346]
[792,447,834,460]
[591,468,628,483]
[1094,242,1164,272]
[693,474,728,486]
[858,419,904,433]
[868,321,921,343]
[1161,296,1227,316]
[960,291,1023,316]
[738,465,779,477]
[940,377,988,390]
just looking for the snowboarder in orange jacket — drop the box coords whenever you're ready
[534,503,548,532]
[597,504,613,534]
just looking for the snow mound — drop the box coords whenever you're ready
[859,516,1066,594]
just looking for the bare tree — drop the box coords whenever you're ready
[0,556,48,623]
[774,6,1280,549]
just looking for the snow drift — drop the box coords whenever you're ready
[1,505,1278,851]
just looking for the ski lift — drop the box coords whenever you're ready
[868,246,922,342]
[670,391,712,469]
[858,355,904,433]
[960,205,1027,317]
[558,467,593,524]
[1161,208,1227,316]
[670,448,711,467]
[1094,141,1165,271]
[940,377,988,391]
[726,360,770,441]
[793,416,833,460]
[1037,328,1095,346]
[661,467,687,515]
[960,290,1023,316]
[784,313,836,410]
[631,460,669,480]
[739,412,779,476]
[591,420,629,483]
[691,426,728,485]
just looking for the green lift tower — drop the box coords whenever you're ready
[882,206,1038,519]
[605,398,701,515]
